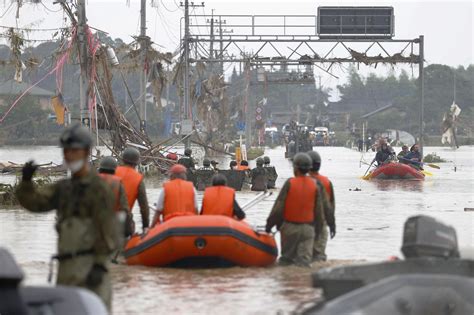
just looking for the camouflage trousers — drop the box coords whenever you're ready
[279,222,315,267]
[313,223,328,261]
[57,256,112,310]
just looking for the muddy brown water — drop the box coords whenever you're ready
[1,146,473,314]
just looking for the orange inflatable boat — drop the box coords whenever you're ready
[124,215,278,267]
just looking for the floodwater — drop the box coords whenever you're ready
[0,145,473,314]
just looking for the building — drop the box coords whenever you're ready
[0,80,54,110]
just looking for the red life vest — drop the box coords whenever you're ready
[201,186,234,217]
[283,176,317,224]
[311,172,333,203]
[237,165,249,171]
[163,179,196,221]
[98,173,122,212]
[115,165,143,210]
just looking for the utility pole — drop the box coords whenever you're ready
[219,16,224,73]
[181,0,204,149]
[207,10,215,73]
[244,59,252,148]
[418,35,424,156]
[139,0,148,133]
[77,0,89,128]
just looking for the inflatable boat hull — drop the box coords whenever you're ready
[368,163,424,180]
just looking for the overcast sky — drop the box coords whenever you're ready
[1,0,472,97]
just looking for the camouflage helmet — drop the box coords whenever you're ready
[307,150,321,171]
[256,157,264,166]
[122,147,140,165]
[203,158,211,167]
[59,124,92,149]
[240,160,249,166]
[184,148,192,156]
[263,156,270,164]
[99,156,118,172]
[293,153,312,173]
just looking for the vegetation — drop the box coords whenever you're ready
[247,147,265,160]
[423,153,446,163]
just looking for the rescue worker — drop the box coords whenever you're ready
[210,160,219,171]
[152,164,199,224]
[201,174,245,220]
[98,156,132,237]
[307,150,336,261]
[263,156,278,189]
[250,157,268,191]
[15,124,119,309]
[404,144,423,169]
[265,153,324,267]
[177,148,195,169]
[375,141,395,166]
[115,148,150,234]
[229,160,238,170]
[200,158,215,171]
[397,145,409,163]
[237,160,250,171]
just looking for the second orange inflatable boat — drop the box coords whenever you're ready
[124,215,278,267]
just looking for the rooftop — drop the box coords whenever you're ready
[0,80,54,97]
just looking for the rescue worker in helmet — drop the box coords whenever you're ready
[375,139,395,166]
[200,158,215,171]
[307,150,336,261]
[263,156,278,189]
[152,164,199,225]
[210,160,219,171]
[265,153,325,267]
[98,157,132,237]
[250,157,268,191]
[15,124,120,309]
[115,148,150,234]
[201,174,246,220]
[237,160,250,171]
[397,145,409,163]
[229,160,238,170]
[177,148,195,169]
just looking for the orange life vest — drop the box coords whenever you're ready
[115,165,143,210]
[311,172,333,203]
[163,179,196,221]
[283,176,317,224]
[201,186,235,217]
[98,173,122,212]
[237,165,249,171]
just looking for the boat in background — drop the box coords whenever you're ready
[365,162,424,180]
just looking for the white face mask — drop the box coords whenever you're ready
[64,159,85,174]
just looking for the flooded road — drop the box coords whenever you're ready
[0,145,473,314]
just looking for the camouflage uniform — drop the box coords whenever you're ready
[266,178,326,266]
[177,156,195,169]
[16,171,119,309]
[312,180,335,261]
[250,166,268,191]
[263,165,278,188]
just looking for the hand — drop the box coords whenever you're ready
[329,225,336,239]
[22,160,38,181]
[86,264,107,288]
[143,227,149,234]
[265,226,272,234]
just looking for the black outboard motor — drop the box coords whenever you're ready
[402,215,460,259]
[0,248,108,315]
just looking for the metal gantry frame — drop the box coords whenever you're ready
[184,14,425,153]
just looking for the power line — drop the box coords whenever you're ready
[160,0,179,12]
[0,1,14,18]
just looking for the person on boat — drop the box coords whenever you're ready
[237,160,250,171]
[265,153,324,267]
[397,145,409,163]
[229,160,238,170]
[200,158,215,171]
[98,156,133,237]
[404,144,423,169]
[177,148,195,169]
[152,164,199,224]
[251,158,268,191]
[263,156,278,189]
[15,124,120,309]
[375,141,395,166]
[201,174,246,220]
[307,151,336,262]
[115,148,150,234]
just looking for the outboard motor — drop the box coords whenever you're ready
[402,215,460,259]
[0,248,28,315]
